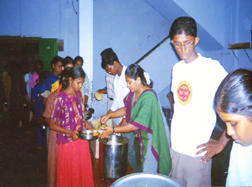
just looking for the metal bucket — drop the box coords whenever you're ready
[101,135,128,179]
[111,173,183,187]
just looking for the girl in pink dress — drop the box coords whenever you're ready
[50,66,94,187]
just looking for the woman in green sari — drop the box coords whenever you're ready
[100,64,171,175]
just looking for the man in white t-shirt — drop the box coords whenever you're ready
[169,16,229,187]
[100,48,141,172]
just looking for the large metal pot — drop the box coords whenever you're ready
[101,135,128,179]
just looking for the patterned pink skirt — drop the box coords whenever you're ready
[57,139,94,187]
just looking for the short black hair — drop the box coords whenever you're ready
[169,16,197,39]
[100,48,119,69]
[63,56,74,67]
[74,56,84,66]
[50,56,63,68]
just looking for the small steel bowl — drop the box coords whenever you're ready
[79,129,99,141]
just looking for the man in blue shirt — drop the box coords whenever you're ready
[39,56,63,102]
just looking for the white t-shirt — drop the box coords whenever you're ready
[110,65,129,112]
[171,54,227,157]
[106,73,114,99]
[226,142,252,186]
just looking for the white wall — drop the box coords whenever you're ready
[79,0,93,92]
[232,0,252,71]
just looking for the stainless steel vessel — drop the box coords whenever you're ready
[101,135,128,179]
[79,129,98,141]
[111,173,183,187]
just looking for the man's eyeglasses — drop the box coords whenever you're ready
[172,40,194,49]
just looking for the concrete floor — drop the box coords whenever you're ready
[0,113,47,187]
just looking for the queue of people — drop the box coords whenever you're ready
[1,15,251,187]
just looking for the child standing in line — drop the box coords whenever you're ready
[49,66,94,187]
[44,67,73,187]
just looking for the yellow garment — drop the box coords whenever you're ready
[51,80,60,92]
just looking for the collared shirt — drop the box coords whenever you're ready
[106,73,114,99]
[110,65,129,111]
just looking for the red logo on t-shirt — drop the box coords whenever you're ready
[177,81,192,105]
